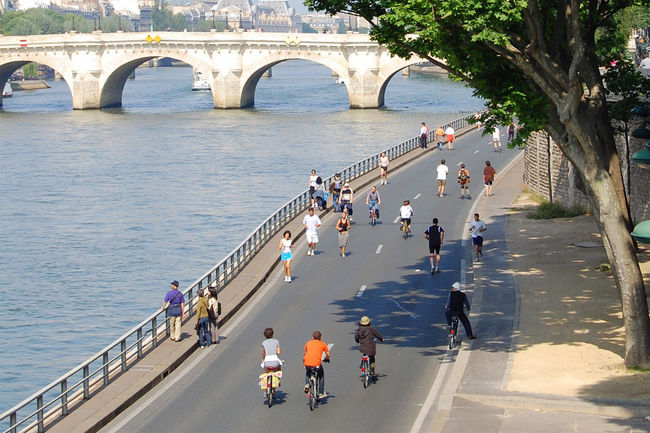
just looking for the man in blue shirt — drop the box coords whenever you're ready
[162,280,185,342]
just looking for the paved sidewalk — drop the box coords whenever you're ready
[428,157,650,433]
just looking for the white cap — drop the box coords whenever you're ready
[452,282,461,289]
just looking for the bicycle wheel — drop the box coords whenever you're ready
[448,331,454,350]
[266,376,273,407]
[309,377,316,411]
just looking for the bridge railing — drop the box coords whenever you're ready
[0,112,475,433]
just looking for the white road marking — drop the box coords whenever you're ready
[414,193,421,200]
[393,216,400,224]
[356,285,367,297]
[389,298,417,319]
[456,161,463,166]
[376,244,383,254]
[409,352,454,433]
[415,269,421,272]
[474,150,479,154]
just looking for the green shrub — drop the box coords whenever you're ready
[526,200,584,219]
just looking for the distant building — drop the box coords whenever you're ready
[254,0,299,32]
[209,0,254,30]
[301,13,342,34]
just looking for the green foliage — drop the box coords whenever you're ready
[151,0,189,31]
[526,201,585,220]
[22,62,39,78]
[194,20,226,32]
[337,20,347,34]
[0,9,133,34]
[302,23,318,33]
[604,59,650,130]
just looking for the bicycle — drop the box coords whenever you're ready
[448,315,459,349]
[306,359,328,411]
[360,354,371,388]
[400,219,410,239]
[259,364,283,408]
[369,205,377,226]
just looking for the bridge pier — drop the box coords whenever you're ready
[348,68,383,109]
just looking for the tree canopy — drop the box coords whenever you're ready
[0,9,133,35]
[305,0,650,367]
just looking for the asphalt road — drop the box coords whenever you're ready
[101,129,521,433]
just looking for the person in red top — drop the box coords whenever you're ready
[303,330,331,399]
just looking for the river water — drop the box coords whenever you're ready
[0,60,482,410]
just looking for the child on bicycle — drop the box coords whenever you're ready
[399,200,414,232]
[303,331,330,399]
[354,316,384,382]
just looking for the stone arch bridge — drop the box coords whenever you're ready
[0,32,427,109]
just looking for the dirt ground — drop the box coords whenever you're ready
[505,192,650,401]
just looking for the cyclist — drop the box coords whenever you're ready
[399,200,414,232]
[365,186,381,219]
[354,316,384,382]
[303,330,330,399]
[261,327,282,372]
[445,282,476,340]
[339,182,354,219]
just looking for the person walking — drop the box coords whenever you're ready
[444,125,455,150]
[336,211,351,258]
[436,159,449,198]
[469,213,486,261]
[329,173,342,211]
[445,282,476,339]
[491,127,502,152]
[424,218,444,273]
[161,280,184,342]
[507,121,517,143]
[195,289,212,348]
[434,125,445,150]
[354,316,384,382]
[379,152,389,185]
[207,285,220,344]
[302,208,321,256]
[483,160,497,196]
[278,230,294,282]
[313,177,327,210]
[308,169,318,207]
[458,163,471,199]
[339,182,354,219]
[366,185,381,219]
[419,122,429,149]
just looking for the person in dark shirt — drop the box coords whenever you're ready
[445,282,476,339]
[354,316,384,382]
[424,217,445,274]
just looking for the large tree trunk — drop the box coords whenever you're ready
[546,106,650,368]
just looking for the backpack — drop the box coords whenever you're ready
[458,169,469,182]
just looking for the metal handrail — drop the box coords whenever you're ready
[0,112,475,433]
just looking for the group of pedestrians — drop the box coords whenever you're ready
[433,159,498,199]
[420,122,455,151]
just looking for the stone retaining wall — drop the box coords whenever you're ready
[524,120,650,224]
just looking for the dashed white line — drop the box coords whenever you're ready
[356,285,367,297]
[376,244,383,254]
[457,161,464,166]
[414,193,421,200]
[393,216,400,224]
[474,150,480,154]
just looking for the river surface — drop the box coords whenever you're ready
[0,60,482,410]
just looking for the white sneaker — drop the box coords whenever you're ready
[307,249,312,256]
[435,266,439,273]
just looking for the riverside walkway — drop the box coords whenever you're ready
[53,125,521,433]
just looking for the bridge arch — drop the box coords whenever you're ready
[376,57,430,108]
[98,50,212,108]
[0,55,73,107]
[240,54,350,108]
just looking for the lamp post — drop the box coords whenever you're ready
[211,8,216,30]
[72,15,76,31]
[118,15,123,32]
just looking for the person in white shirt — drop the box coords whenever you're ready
[419,122,429,149]
[399,200,414,233]
[302,207,321,256]
[492,127,502,152]
[436,159,449,198]
[468,213,487,261]
[444,125,455,150]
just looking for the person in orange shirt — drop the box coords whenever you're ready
[303,330,331,399]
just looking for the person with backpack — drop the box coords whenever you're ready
[329,173,342,211]
[207,285,220,343]
[458,163,471,199]
[195,289,212,348]
[424,218,445,273]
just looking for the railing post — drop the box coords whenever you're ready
[61,379,68,416]
[37,395,43,433]
[103,352,109,385]
[83,365,89,399]
[164,308,170,337]
[9,411,16,433]
[137,328,143,358]
[152,317,158,349]
[120,340,127,372]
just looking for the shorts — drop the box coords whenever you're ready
[281,251,292,261]
[437,179,446,187]
[446,134,454,143]
[429,245,441,254]
[459,182,470,189]
[472,236,483,247]
[484,180,493,186]
[306,231,319,244]
[309,186,315,198]
[400,218,411,226]
[380,165,388,173]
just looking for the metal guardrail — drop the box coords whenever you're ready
[0,113,474,433]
